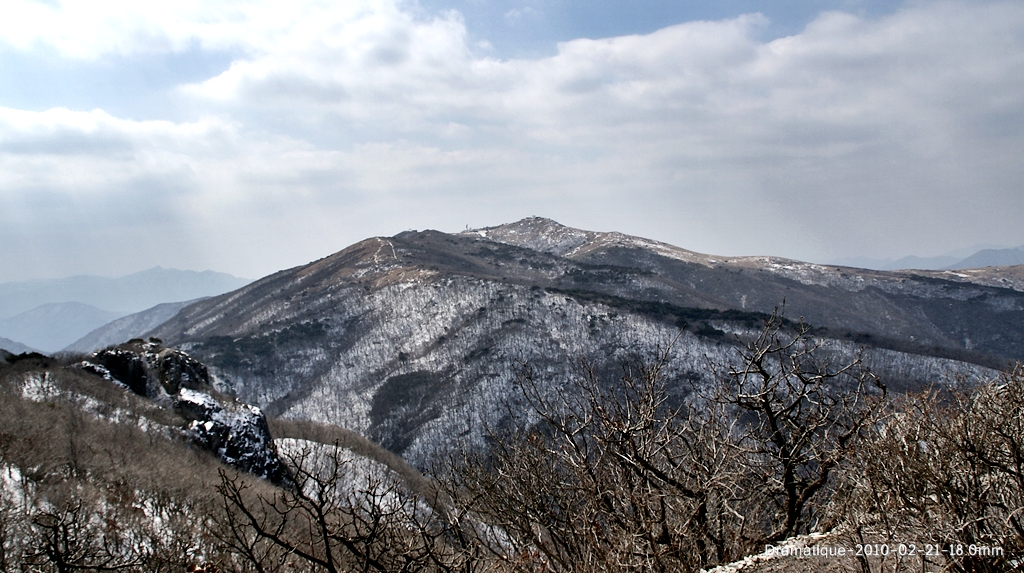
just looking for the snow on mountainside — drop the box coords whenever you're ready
[467,217,714,263]
[146,218,1018,466]
[469,217,1024,293]
[467,219,1024,360]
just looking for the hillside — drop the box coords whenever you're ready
[64,299,201,353]
[4,341,1015,571]
[149,218,1018,465]
[0,348,458,572]
[0,336,37,354]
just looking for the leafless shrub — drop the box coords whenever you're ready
[837,366,1024,572]
[711,314,886,545]
[216,439,474,572]
[24,497,144,572]
[447,310,886,572]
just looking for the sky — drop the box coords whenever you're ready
[1,0,1022,282]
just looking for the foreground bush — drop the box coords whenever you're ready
[834,366,1024,573]
[3,325,1021,572]
[445,313,886,573]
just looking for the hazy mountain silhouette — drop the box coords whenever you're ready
[0,302,125,353]
[0,267,250,320]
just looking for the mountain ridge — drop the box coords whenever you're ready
[64,300,204,353]
[946,246,1024,269]
[472,218,1024,291]
[830,244,1024,271]
[144,218,1022,464]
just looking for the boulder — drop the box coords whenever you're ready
[176,388,287,482]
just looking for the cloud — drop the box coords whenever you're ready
[0,0,1022,280]
[504,7,541,25]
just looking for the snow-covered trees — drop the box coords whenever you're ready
[836,366,1024,573]
[215,437,473,572]
[444,311,886,572]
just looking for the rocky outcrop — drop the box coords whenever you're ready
[77,340,285,482]
[176,388,286,482]
[83,339,211,400]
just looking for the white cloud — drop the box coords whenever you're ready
[504,7,540,25]
[1,0,1023,280]
[0,0,431,59]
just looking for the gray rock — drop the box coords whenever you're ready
[176,388,286,482]
[79,340,286,482]
[86,340,211,399]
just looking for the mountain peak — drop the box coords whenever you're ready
[464,217,713,265]
[511,216,566,229]
[468,217,571,235]
[464,217,597,256]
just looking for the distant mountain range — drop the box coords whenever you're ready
[64,300,201,354]
[0,336,37,354]
[143,218,1024,464]
[0,268,250,353]
[831,245,1024,271]
[948,246,1024,269]
[0,267,250,320]
[0,302,124,353]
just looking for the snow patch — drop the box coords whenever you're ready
[700,532,831,573]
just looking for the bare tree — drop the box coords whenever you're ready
[449,310,886,572]
[841,366,1024,573]
[217,439,472,572]
[710,311,886,544]
[451,351,738,573]
[24,498,144,573]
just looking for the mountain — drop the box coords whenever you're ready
[0,267,251,320]
[467,218,1024,359]
[829,254,959,270]
[0,336,37,354]
[946,246,1024,269]
[0,302,126,353]
[148,218,1022,465]
[830,245,1024,271]
[64,299,202,353]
